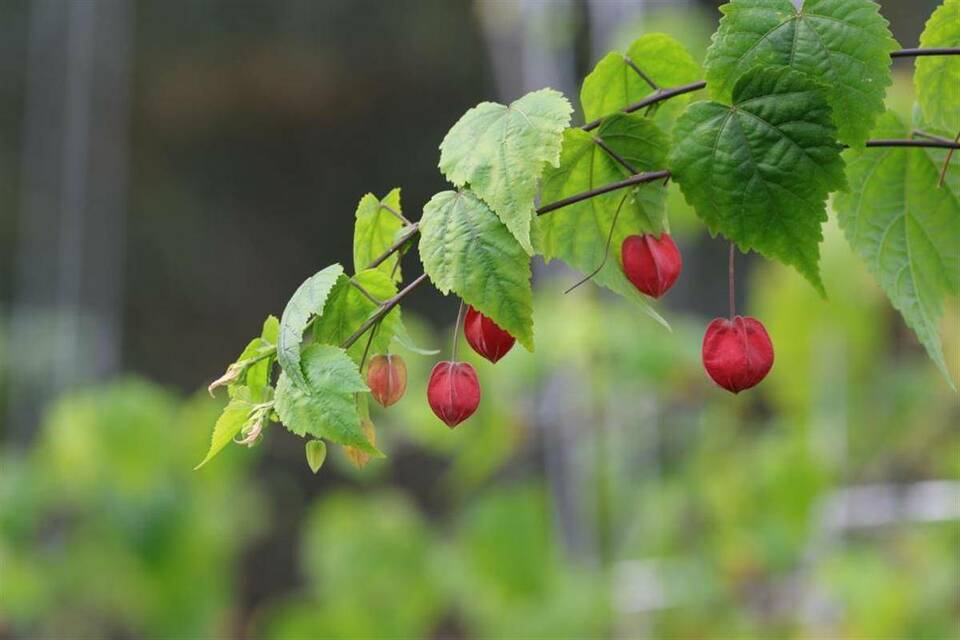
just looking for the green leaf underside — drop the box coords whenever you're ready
[196,387,261,469]
[669,66,846,294]
[535,115,670,327]
[277,264,344,391]
[704,0,898,147]
[438,88,573,254]
[353,188,405,280]
[419,190,535,350]
[580,33,702,128]
[274,344,380,454]
[916,0,960,133]
[313,269,405,364]
[834,111,959,388]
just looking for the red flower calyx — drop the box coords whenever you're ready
[701,315,774,394]
[427,361,481,428]
[464,306,516,363]
[621,233,682,298]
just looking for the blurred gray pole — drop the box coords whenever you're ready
[8,0,131,443]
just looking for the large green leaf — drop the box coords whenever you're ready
[419,190,534,350]
[703,0,898,147]
[277,264,344,390]
[274,344,380,454]
[834,111,959,388]
[916,0,960,133]
[580,33,702,128]
[313,269,404,363]
[669,66,846,293]
[438,89,572,254]
[535,115,669,327]
[353,188,405,280]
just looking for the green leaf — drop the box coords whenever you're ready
[580,33,702,128]
[834,110,959,389]
[313,269,405,363]
[393,324,441,356]
[195,387,263,469]
[277,264,344,390]
[261,314,280,344]
[438,89,572,254]
[353,188,405,280]
[916,0,960,133]
[703,0,898,147]
[534,116,670,327]
[669,66,846,293]
[305,440,327,473]
[419,190,534,350]
[235,315,282,395]
[274,344,381,454]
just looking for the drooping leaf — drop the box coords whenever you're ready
[580,33,702,129]
[419,190,534,350]
[195,386,267,469]
[354,188,406,279]
[916,0,960,133]
[277,264,344,390]
[669,66,846,293]
[274,344,380,454]
[834,110,959,388]
[703,0,898,147]
[438,89,572,254]
[313,269,405,364]
[535,115,670,327]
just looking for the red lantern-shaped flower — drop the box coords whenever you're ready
[621,233,683,298]
[701,316,774,393]
[366,354,407,407]
[464,306,516,363]
[427,361,481,428]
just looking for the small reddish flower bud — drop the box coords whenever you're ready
[366,354,407,407]
[427,361,481,428]
[344,419,377,469]
[621,233,682,298]
[464,306,516,363]
[702,316,774,394]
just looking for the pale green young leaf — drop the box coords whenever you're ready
[274,344,381,454]
[669,66,846,294]
[261,314,280,345]
[834,110,958,388]
[535,116,670,327]
[313,269,405,363]
[419,190,534,350]
[392,324,441,356]
[353,188,405,279]
[438,89,572,254]
[277,264,344,390]
[916,0,960,133]
[580,33,701,128]
[195,387,262,469]
[703,0,898,147]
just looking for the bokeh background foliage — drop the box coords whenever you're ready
[0,1,957,639]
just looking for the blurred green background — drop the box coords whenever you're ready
[0,1,957,639]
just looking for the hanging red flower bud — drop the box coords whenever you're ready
[463,306,516,363]
[702,316,774,394]
[427,361,481,428]
[621,233,683,298]
[366,354,407,407]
